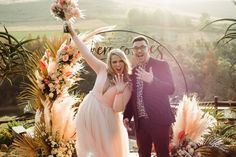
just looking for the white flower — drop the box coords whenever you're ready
[51,73,57,79]
[51,149,56,155]
[48,83,54,88]
[50,87,56,92]
[38,83,45,90]
[49,92,54,98]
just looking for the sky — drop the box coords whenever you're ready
[0,0,231,4]
[0,0,235,19]
[0,0,40,4]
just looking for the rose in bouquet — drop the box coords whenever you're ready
[57,40,80,66]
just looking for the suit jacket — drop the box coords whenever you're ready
[124,57,175,130]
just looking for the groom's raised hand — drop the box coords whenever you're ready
[135,66,153,83]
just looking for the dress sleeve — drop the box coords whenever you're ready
[71,34,106,74]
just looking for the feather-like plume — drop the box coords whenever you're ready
[172,95,217,145]
[80,25,116,44]
[51,93,78,141]
[40,99,52,133]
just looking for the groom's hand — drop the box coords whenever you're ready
[135,66,154,83]
[123,118,132,131]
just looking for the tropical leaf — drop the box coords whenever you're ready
[201,18,236,46]
[12,134,38,157]
[0,27,36,85]
[17,74,45,109]
[45,34,68,58]
[202,136,228,153]
[195,146,227,157]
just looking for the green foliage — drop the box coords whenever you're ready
[0,120,34,146]
[202,18,236,46]
[0,26,36,85]
[0,127,13,146]
[210,122,236,145]
[7,120,34,130]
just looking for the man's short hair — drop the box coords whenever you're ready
[132,35,149,45]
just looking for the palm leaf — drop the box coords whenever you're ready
[201,18,236,30]
[12,134,38,157]
[17,75,44,109]
[201,18,236,46]
[0,27,36,85]
[202,136,228,152]
[44,34,67,58]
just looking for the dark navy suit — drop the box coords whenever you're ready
[124,57,175,157]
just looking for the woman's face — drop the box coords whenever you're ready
[110,54,125,75]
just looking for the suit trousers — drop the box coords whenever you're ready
[136,118,170,157]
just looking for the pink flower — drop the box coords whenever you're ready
[44,78,49,84]
[62,54,69,62]
[55,79,59,84]
[59,0,66,6]
[63,45,68,51]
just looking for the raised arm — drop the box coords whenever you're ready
[67,23,106,74]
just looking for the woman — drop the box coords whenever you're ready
[67,23,132,157]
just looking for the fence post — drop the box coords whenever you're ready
[214,96,218,115]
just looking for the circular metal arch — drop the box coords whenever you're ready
[95,29,188,93]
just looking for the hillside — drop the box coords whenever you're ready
[0,0,126,28]
[0,0,236,29]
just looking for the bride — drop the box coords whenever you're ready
[67,23,132,157]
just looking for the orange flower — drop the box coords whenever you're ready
[39,60,48,76]
[65,71,72,77]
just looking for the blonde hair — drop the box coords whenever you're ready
[106,48,131,83]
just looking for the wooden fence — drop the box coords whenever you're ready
[0,96,236,125]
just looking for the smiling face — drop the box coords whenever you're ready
[132,40,150,65]
[110,54,125,75]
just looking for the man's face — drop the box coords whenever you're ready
[132,40,149,65]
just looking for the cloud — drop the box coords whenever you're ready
[0,0,40,5]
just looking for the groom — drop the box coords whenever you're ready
[123,36,175,157]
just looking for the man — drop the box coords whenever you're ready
[123,36,175,157]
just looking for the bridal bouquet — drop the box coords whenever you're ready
[50,0,84,32]
[50,0,84,21]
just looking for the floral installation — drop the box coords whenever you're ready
[35,43,83,102]
[12,123,77,157]
[11,0,116,153]
[11,22,115,156]
[50,0,85,22]
[169,95,228,157]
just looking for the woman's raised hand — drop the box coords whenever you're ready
[64,21,76,37]
[113,74,128,94]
